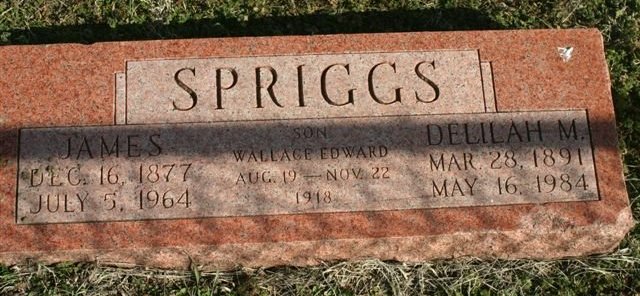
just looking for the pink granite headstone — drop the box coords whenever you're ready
[0,29,633,269]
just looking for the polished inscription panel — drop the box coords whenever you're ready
[17,110,598,224]
[122,50,487,124]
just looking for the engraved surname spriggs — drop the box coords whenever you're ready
[171,59,440,110]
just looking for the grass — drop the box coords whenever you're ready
[1,253,639,295]
[1,0,639,294]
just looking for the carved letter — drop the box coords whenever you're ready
[76,137,93,159]
[60,138,72,159]
[30,195,43,214]
[320,63,355,106]
[215,67,238,110]
[100,136,119,159]
[297,64,306,107]
[148,134,162,156]
[29,169,43,187]
[255,66,283,108]
[415,61,440,103]
[368,62,402,105]
[173,67,198,111]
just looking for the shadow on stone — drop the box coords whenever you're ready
[1,7,504,45]
[9,111,607,225]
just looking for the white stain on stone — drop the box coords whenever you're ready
[557,46,574,62]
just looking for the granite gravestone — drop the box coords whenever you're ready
[0,29,633,269]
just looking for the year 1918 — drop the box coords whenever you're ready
[295,191,332,204]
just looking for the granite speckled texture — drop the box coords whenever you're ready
[0,29,633,269]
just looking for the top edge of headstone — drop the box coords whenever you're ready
[0,28,604,48]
